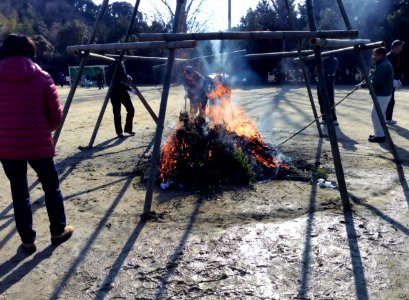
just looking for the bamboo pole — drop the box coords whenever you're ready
[107,54,188,62]
[107,49,246,66]
[133,30,358,42]
[335,0,400,163]
[244,50,314,60]
[283,0,323,138]
[306,0,351,211]
[334,1,370,299]
[143,0,186,219]
[53,0,110,146]
[67,40,197,55]
[310,38,371,48]
[336,0,352,29]
[293,42,384,63]
[80,51,115,62]
[87,0,141,148]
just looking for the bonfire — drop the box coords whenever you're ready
[159,75,291,190]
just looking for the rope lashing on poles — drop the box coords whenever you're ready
[277,86,358,146]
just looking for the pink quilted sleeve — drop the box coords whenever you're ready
[45,76,62,131]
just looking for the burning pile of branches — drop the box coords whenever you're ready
[160,113,290,190]
[158,74,292,190]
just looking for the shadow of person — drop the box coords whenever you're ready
[387,124,409,140]
[378,141,409,207]
[335,126,359,151]
[0,245,55,294]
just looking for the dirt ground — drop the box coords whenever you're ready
[1,83,409,300]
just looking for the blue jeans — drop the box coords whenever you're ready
[1,157,66,244]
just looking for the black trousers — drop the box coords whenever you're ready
[385,88,395,121]
[110,91,135,135]
[1,158,66,244]
[317,76,337,121]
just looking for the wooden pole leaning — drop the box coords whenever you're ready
[87,0,142,149]
[142,0,186,219]
[335,0,400,163]
[131,86,158,123]
[53,0,110,146]
[306,0,351,210]
[283,0,323,138]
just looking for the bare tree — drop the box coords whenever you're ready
[152,0,209,33]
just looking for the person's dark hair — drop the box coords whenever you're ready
[373,47,387,57]
[184,65,194,74]
[0,33,36,60]
[392,39,404,48]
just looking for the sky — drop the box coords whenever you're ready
[92,0,259,31]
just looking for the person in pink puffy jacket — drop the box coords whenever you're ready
[0,34,73,254]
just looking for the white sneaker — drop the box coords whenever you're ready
[386,120,397,125]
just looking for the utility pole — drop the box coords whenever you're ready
[228,0,231,31]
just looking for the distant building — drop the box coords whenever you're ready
[68,65,108,87]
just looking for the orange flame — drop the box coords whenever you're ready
[206,76,263,141]
[159,134,178,182]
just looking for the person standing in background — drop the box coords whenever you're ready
[182,65,208,116]
[385,39,404,125]
[106,58,135,138]
[357,47,394,143]
[96,71,104,90]
[0,33,73,254]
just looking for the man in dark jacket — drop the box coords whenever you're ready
[385,39,404,124]
[358,47,394,143]
[106,59,135,138]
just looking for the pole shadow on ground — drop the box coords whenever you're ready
[50,175,135,299]
[297,137,369,299]
[94,219,146,299]
[350,193,409,236]
[342,204,369,299]
[257,86,313,133]
[297,138,322,298]
[153,197,202,300]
